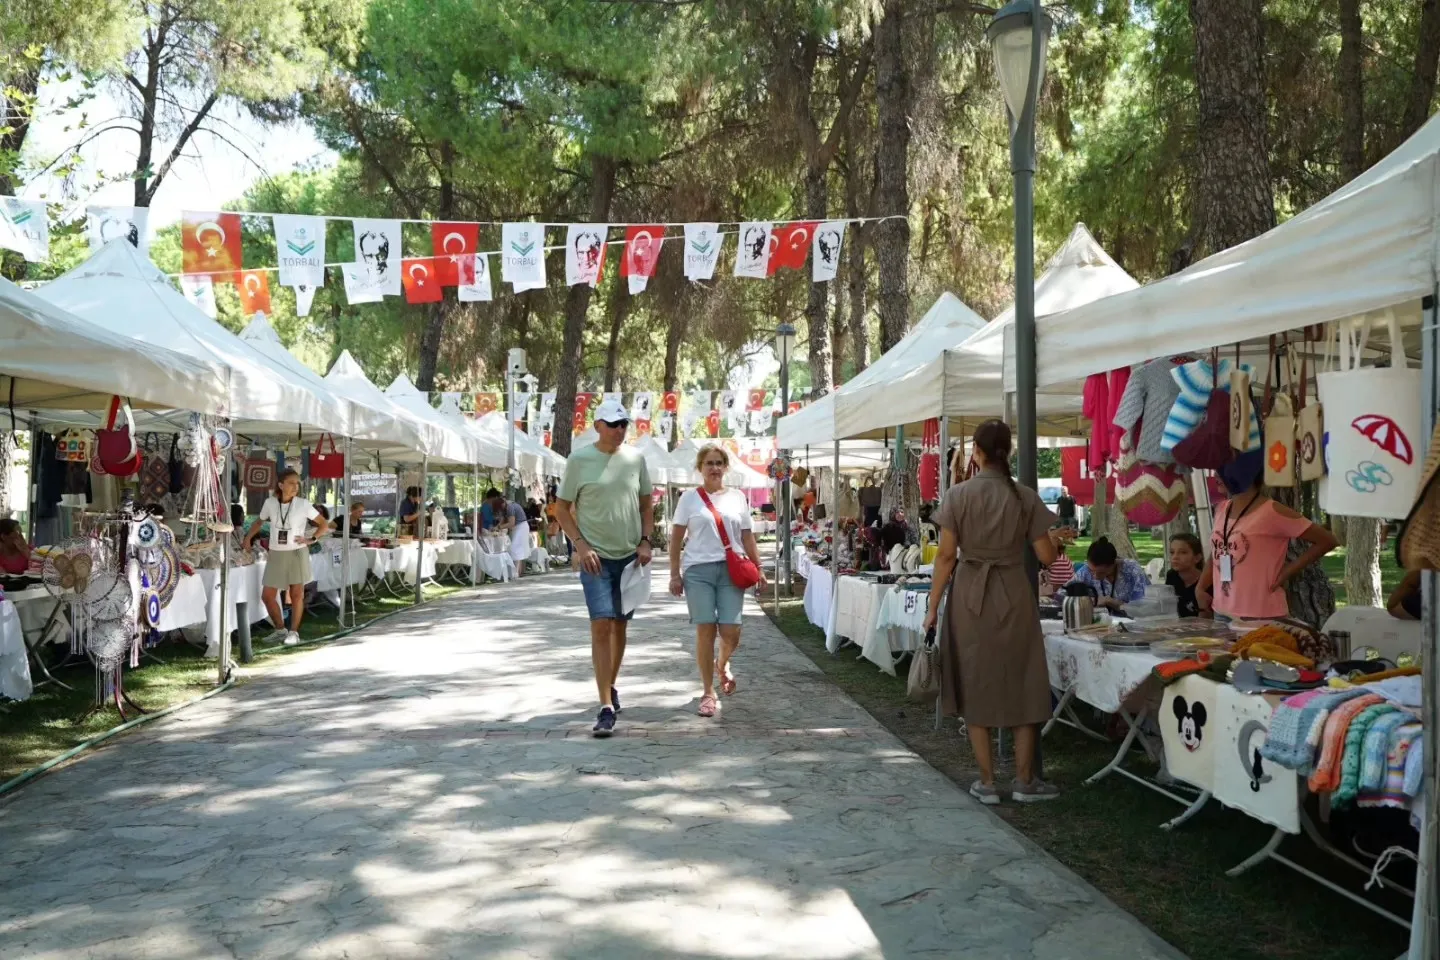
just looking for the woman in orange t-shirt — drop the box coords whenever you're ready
[1196,474,1337,621]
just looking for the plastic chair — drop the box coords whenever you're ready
[1145,557,1165,584]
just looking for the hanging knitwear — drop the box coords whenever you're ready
[1083,374,1109,471]
[1308,693,1385,794]
[1113,360,1181,464]
[1106,367,1131,462]
[1333,703,1400,807]
[1161,358,1261,454]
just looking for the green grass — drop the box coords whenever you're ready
[0,581,476,783]
[765,594,1412,960]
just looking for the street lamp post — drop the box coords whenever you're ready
[776,321,797,595]
[506,348,528,501]
[987,0,1052,494]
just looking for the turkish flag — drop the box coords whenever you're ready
[662,391,678,412]
[235,270,272,316]
[636,420,652,437]
[402,257,443,303]
[182,212,243,277]
[431,222,479,286]
[542,430,552,448]
[706,410,720,437]
[575,392,595,415]
[788,401,803,415]
[620,225,665,279]
[747,388,767,412]
[767,221,817,275]
[573,411,587,435]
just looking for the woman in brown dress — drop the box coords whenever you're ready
[922,419,1069,805]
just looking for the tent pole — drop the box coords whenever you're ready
[340,436,352,628]
[217,426,232,685]
[472,463,480,587]
[24,418,38,544]
[414,455,428,605]
[939,418,950,498]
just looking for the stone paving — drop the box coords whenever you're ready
[0,574,1186,960]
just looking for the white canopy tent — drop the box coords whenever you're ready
[571,428,688,484]
[386,376,508,469]
[37,242,352,439]
[0,275,228,416]
[671,438,772,489]
[323,352,463,466]
[473,410,566,478]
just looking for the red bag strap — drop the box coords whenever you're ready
[696,488,734,553]
[106,396,122,431]
[315,433,338,456]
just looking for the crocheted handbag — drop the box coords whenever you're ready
[1173,351,1235,471]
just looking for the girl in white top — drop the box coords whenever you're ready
[241,468,329,646]
[668,442,766,718]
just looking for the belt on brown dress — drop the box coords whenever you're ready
[956,555,1021,617]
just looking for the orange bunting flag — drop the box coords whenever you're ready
[402,257,443,303]
[182,212,243,277]
[235,270,272,316]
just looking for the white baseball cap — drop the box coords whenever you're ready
[595,398,631,424]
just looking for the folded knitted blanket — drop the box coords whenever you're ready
[1333,703,1400,807]
[1360,711,1416,792]
[1403,732,1425,797]
[1359,722,1423,810]
[1308,694,1385,794]
[1260,687,1369,772]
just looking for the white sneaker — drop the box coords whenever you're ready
[283,632,300,646]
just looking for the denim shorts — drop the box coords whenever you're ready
[683,561,744,625]
[579,553,637,622]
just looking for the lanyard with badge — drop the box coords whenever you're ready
[1217,494,1259,584]
[277,498,293,546]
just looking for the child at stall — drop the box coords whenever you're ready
[1165,532,1206,618]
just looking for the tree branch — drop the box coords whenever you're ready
[143,89,220,203]
[818,41,875,169]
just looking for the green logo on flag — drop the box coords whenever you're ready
[287,238,315,256]
[511,239,535,256]
[690,238,711,255]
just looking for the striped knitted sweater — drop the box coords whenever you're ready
[1161,358,1261,454]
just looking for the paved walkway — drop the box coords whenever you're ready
[0,575,1184,960]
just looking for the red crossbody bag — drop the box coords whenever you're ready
[696,488,761,589]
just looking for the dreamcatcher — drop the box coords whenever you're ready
[41,535,127,654]
[178,415,233,540]
[131,515,180,647]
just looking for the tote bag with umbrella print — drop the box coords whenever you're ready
[1317,310,1422,519]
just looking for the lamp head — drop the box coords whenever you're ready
[775,321,797,367]
[986,0,1053,121]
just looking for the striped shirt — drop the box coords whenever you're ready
[1048,554,1075,587]
[1161,358,1261,454]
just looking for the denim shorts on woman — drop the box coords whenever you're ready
[579,552,637,621]
[683,560,744,625]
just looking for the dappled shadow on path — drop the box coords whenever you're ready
[0,578,1180,960]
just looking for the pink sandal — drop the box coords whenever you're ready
[698,694,718,717]
[719,666,737,696]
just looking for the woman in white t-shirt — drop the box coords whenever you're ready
[241,468,329,646]
[667,443,767,718]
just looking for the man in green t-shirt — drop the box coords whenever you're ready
[556,398,654,738]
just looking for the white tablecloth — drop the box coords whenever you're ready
[800,557,833,632]
[436,540,475,566]
[1043,632,1164,714]
[156,574,209,632]
[0,599,32,701]
[476,551,516,581]
[7,584,68,646]
[395,543,440,584]
[834,576,887,644]
[311,541,368,593]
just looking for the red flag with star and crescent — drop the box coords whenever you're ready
[182,212,244,278]
[402,258,443,303]
[235,270,272,316]
[767,221,817,276]
[662,391,679,412]
[620,225,665,281]
[431,222,480,286]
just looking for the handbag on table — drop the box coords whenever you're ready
[696,488,761,589]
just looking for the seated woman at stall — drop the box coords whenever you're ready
[1388,569,1422,621]
[1165,533,1207,618]
[879,507,912,553]
[0,519,30,575]
[1073,537,1148,611]
[336,500,365,538]
[1196,468,1338,622]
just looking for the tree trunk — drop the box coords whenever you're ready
[0,433,13,518]
[1404,0,1440,139]
[552,156,615,458]
[0,69,38,196]
[1338,0,1365,180]
[875,0,911,352]
[1343,516,1384,607]
[1273,486,1338,626]
[602,279,631,391]
[1092,475,1138,562]
[1189,0,1275,254]
[831,265,847,386]
[416,141,457,392]
[805,167,833,398]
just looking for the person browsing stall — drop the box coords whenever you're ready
[399,486,422,530]
[922,419,1072,804]
[241,468,330,646]
[1073,537,1148,611]
[556,398,654,738]
[668,443,767,719]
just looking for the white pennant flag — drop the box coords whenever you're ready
[633,392,654,420]
[733,222,772,279]
[179,275,217,319]
[719,389,742,428]
[458,254,494,302]
[539,393,557,431]
[294,282,317,318]
[564,223,607,287]
[656,410,675,442]
[682,389,710,438]
[683,222,722,281]
[512,391,531,425]
[352,218,402,296]
[274,214,326,287]
[86,205,149,253]
[502,223,546,291]
[342,263,384,304]
[750,408,775,433]
[812,221,846,282]
[0,198,49,262]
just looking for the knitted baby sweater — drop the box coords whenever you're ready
[1333,703,1400,807]
[1161,358,1262,454]
[1308,693,1385,795]
[1261,687,1369,772]
[1359,710,1415,792]
[1359,722,1423,810]
[1112,359,1181,464]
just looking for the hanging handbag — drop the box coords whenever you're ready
[1264,336,1298,488]
[1173,351,1235,471]
[307,433,345,480]
[906,626,941,705]
[97,396,143,477]
[55,429,90,463]
[696,488,762,589]
[1297,326,1325,482]
[168,435,185,493]
[1116,438,1184,526]
[142,450,170,502]
[1229,344,1255,452]
[1397,421,1440,571]
[1317,310,1422,519]
[244,456,276,492]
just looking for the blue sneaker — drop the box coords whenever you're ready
[610,686,621,714]
[592,706,616,738]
